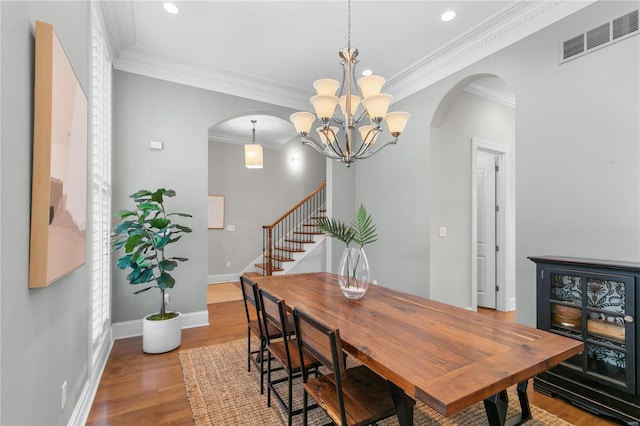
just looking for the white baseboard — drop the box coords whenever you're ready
[207,273,241,284]
[112,310,209,340]
[69,329,113,425]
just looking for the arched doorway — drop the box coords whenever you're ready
[429,75,516,312]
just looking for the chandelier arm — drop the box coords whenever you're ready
[353,108,368,125]
[351,127,380,158]
[323,124,347,158]
[338,53,348,98]
[357,139,399,159]
[327,134,346,159]
[300,136,342,159]
[352,139,373,158]
[332,116,345,126]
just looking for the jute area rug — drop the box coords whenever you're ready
[178,338,572,426]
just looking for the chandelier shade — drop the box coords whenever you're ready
[384,111,411,137]
[358,75,385,98]
[339,95,361,116]
[289,0,411,167]
[290,112,316,134]
[361,94,392,120]
[313,79,340,96]
[311,95,340,119]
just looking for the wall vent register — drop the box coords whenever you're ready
[560,9,638,63]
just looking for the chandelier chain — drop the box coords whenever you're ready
[347,0,351,51]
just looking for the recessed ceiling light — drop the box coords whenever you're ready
[361,69,373,77]
[441,10,456,22]
[163,2,179,14]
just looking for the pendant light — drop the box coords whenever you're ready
[244,119,263,169]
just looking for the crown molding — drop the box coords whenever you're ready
[114,47,312,110]
[386,0,595,102]
[108,0,594,109]
[207,131,291,149]
[464,81,516,109]
[100,0,137,59]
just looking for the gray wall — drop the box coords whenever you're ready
[430,89,515,308]
[208,137,325,278]
[1,2,90,424]
[112,70,311,322]
[326,159,356,273]
[352,0,639,326]
[353,85,434,296]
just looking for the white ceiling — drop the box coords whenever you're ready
[100,0,593,145]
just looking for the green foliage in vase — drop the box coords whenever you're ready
[316,204,378,248]
[111,188,192,320]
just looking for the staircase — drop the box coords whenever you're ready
[257,181,327,275]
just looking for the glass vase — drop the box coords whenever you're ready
[338,247,370,299]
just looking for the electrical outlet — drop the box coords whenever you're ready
[61,381,67,410]
[226,261,231,268]
[164,293,170,305]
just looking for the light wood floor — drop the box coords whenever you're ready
[86,286,617,426]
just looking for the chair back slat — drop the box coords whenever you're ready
[240,275,262,329]
[260,290,284,334]
[293,308,345,378]
[240,276,258,307]
[259,288,296,372]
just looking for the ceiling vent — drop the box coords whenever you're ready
[560,9,638,63]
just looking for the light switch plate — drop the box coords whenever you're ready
[150,140,163,150]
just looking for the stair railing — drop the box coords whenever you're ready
[261,180,326,275]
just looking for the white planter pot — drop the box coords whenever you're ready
[142,312,182,354]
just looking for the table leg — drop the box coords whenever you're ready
[483,380,532,426]
[388,382,414,426]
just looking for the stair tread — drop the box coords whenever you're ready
[276,246,306,253]
[284,238,315,244]
[266,254,294,262]
[255,263,284,272]
[294,231,323,235]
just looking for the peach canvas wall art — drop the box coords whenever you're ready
[29,21,87,288]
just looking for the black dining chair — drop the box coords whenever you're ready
[292,307,416,426]
[239,275,282,394]
[258,288,320,426]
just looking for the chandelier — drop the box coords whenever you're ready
[289,0,410,167]
[244,119,263,169]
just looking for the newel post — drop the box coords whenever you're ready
[264,226,273,276]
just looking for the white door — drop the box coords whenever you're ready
[476,150,496,309]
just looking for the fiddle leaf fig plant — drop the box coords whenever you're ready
[111,188,192,320]
[316,203,378,248]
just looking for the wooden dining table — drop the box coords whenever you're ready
[251,272,583,426]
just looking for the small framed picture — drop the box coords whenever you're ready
[208,195,224,229]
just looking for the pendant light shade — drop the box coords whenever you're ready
[244,144,263,169]
[245,120,263,169]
